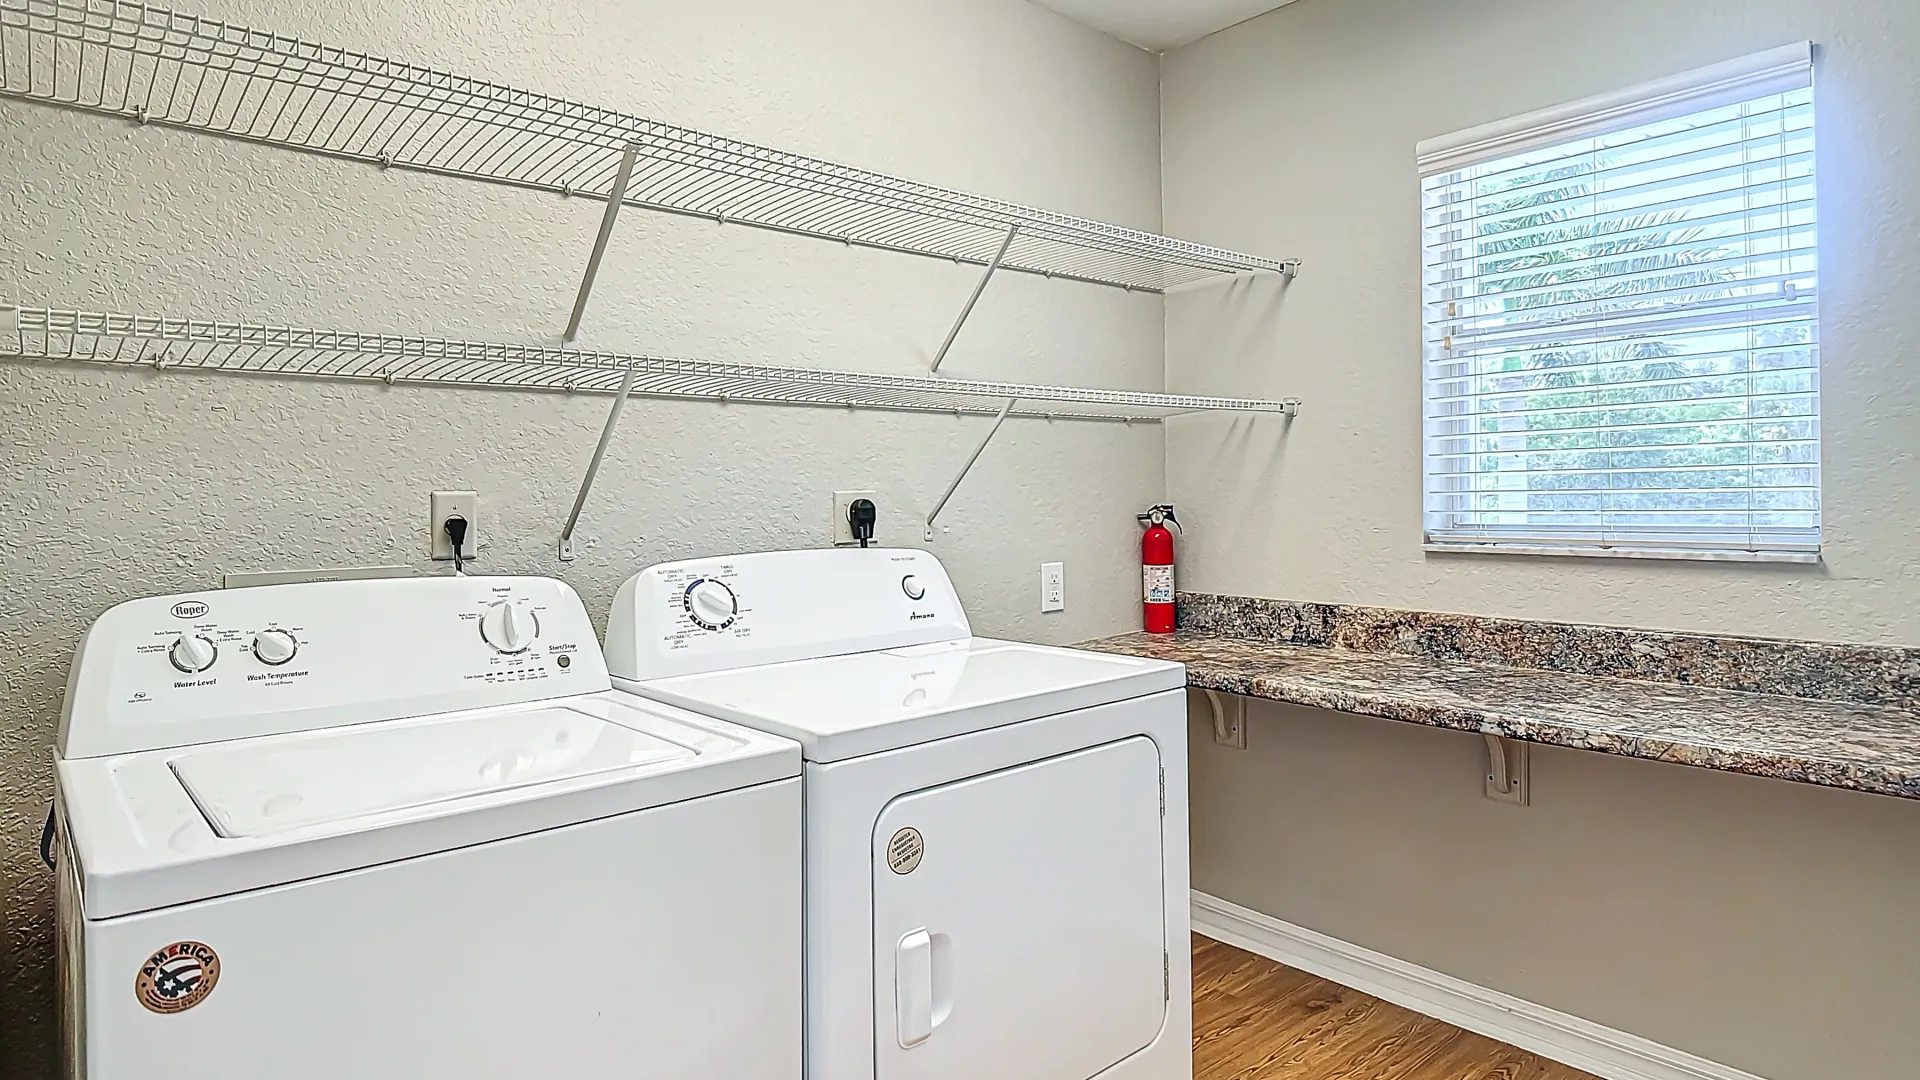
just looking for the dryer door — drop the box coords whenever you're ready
[870,736,1167,1080]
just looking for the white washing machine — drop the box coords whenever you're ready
[604,548,1192,1080]
[54,575,803,1079]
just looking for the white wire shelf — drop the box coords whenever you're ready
[1,306,1303,422]
[0,0,1298,293]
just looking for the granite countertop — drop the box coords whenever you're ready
[1081,625,1920,802]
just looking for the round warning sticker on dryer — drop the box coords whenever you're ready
[134,941,221,1014]
[887,827,924,875]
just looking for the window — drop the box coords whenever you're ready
[1419,44,1819,561]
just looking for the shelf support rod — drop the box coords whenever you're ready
[564,141,641,343]
[929,224,1018,373]
[557,363,640,561]
[925,396,1017,541]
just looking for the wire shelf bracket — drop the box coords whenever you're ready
[924,395,1017,542]
[930,224,1016,374]
[0,0,1300,294]
[564,141,639,343]
[556,361,639,561]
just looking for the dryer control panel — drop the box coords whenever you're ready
[59,576,609,759]
[605,548,971,683]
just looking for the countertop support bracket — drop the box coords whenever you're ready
[1204,689,1247,749]
[557,363,640,560]
[564,141,641,343]
[1483,733,1529,805]
[925,395,1017,541]
[930,224,1018,373]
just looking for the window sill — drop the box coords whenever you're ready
[1422,542,1821,565]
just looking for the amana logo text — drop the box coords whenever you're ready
[170,601,209,620]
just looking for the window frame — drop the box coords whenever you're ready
[1416,43,1820,564]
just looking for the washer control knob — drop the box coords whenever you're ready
[252,629,298,666]
[480,601,537,654]
[901,575,927,601]
[685,579,738,630]
[169,634,218,673]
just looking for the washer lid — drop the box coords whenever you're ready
[171,707,692,838]
[58,692,802,920]
[623,638,1185,762]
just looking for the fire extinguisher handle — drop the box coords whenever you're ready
[1137,503,1181,533]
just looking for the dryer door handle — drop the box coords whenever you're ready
[896,928,934,1048]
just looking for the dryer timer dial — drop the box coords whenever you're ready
[684,579,738,630]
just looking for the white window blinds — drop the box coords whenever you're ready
[1419,44,1819,560]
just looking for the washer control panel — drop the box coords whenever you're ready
[59,576,609,759]
[605,548,971,683]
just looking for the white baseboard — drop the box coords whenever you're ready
[1191,891,1769,1080]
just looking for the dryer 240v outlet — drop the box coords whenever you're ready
[605,548,1193,1080]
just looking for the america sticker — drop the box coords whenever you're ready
[134,941,221,1014]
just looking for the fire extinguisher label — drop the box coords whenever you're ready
[1143,564,1174,604]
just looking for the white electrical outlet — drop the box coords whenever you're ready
[833,491,879,546]
[1040,562,1065,612]
[430,491,479,561]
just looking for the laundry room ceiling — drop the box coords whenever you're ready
[1029,0,1301,51]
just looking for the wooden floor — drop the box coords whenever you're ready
[1193,935,1601,1080]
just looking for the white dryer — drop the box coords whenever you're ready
[605,548,1192,1080]
[54,575,802,1079]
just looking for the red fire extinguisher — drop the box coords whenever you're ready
[1138,504,1179,634]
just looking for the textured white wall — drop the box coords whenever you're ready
[1163,0,1920,646]
[1164,4,1920,1078]
[0,1,1164,1072]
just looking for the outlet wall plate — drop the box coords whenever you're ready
[833,490,879,546]
[1040,562,1065,612]
[430,490,479,561]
